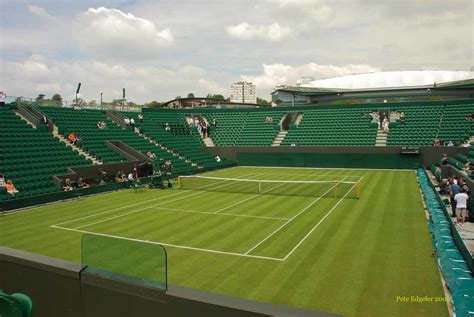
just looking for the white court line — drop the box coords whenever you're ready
[238,166,416,172]
[244,176,348,255]
[151,206,290,221]
[51,225,284,262]
[70,172,261,230]
[247,173,364,178]
[213,182,288,214]
[281,183,356,261]
[52,171,259,229]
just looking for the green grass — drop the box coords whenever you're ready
[0,166,448,316]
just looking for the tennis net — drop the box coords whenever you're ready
[178,175,360,199]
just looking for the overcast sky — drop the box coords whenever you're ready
[0,0,472,103]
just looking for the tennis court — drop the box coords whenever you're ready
[51,167,362,261]
[0,166,448,316]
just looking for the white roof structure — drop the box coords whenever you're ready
[298,70,474,90]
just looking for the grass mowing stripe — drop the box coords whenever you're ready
[213,182,288,214]
[244,177,347,255]
[152,207,290,221]
[51,225,285,261]
[61,171,260,230]
[281,182,356,260]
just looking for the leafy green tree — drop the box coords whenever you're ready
[257,97,270,106]
[51,94,63,106]
[87,100,98,108]
[145,101,163,108]
[187,93,195,98]
[175,96,181,100]
[206,94,226,101]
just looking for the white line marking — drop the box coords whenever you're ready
[213,182,288,214]
[238,165,415,172]
[281,183,356,261]
[152,207,290,221]
[51,225,284,262]
[66,172,261,230]
[52,169,254,227]
[244,176,348,255]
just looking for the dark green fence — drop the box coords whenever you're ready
[237,152,421,169]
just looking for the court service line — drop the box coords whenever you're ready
[50,225,284,262]
[52,171,259,229]
[244,176,348,255]
[213,182,288,214]
[151,207,290,221]
[281,183,356,261]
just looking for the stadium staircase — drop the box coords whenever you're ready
[0,107,92,201]
[272,131,288,146]
[375,129,387,146]
[14,111,36,128]
[51,125,102,165]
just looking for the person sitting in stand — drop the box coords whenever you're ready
[212,118,217,127]
[77,176,89,188]
[382,117,389,133]
[441,153,448,165]
[68,132,77,145]
[0,174,5,192]
[138,114,143,124]
[214,155,221,162]
[447,141,454,147]
[5,179,18,194]
[147,150,156,159]
[124,117,130,126]
[399,112,405,124]
[164,123,171,131]
[62,178,73,191]
[462,140,472,148]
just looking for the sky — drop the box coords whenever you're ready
[0,0,473,104]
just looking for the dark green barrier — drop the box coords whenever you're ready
[237,152,420,169]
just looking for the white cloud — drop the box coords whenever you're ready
[74,7,173,59]
[241,63,381,92]
[27,4,56,22]
[226,22,291,41]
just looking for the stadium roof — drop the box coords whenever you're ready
[273,75,474,96]
[296,70,474,90]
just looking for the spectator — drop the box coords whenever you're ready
[212,118,217,127]
[438,179,450,196]
[68,132,77,145]
[62,178,73,191]
[147,150,156,159]
[447,141,454,147]
[441,153,448,165]
[265,117,273,123]
[165,123,171,131]
[201,121,208,138]
[0,174,6,192]
[138,114,143,124]
[5,179,18,194]
[382,117,389,133]
[77,176,89,188]
[215,155,221,162]
[400,112,405,124]
[375,113,380,129]
[98,168,108,184]
[450,180,461,217]
[454,188,469,226]
[197,121,202,135]
[42,115,48,125]
[462,140,471,148]
[128,172,135,182]
[130,118,135,129]
[0,91,5,106]
[115,170,125,182]
[124,117,130,126]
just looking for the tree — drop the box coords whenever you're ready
[36,94,45,101]
[145,101,163,108]
[51,94,63,106]
[175,96,181,100]
[206,94,226,101]
[87,100,98,108]
[257,97,271,106]
[187,93,195,98]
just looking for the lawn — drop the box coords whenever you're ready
[0,166,448,316]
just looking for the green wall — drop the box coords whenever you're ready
[237,152,421,169]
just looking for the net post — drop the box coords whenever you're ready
[356,182,360,199]
[335,183,338,198]
[177,176,181,190]
[258,181,261,193]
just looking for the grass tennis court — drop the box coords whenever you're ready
[0,166,448,316]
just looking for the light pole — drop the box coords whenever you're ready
[100,91,103,109]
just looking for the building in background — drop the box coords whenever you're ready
[230,81,256,104]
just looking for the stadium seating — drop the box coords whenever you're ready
[139,110,230,169]
[0,107,91,201]
[39,107,197,175]
[282,106,377,146]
